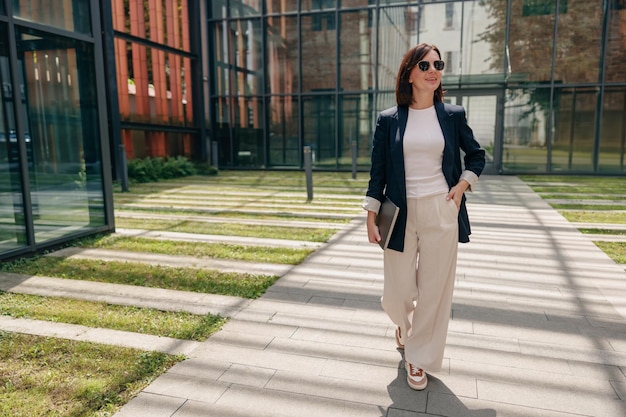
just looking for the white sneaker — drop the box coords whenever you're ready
[405,361,427,390]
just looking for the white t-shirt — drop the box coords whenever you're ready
[403,106,449,198]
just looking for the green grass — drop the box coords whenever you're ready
[114,206,353,223]
[0,291,225,341]
[0,331,182,417]
[0,257,278,299]
[559,210,626,224]
[579,228,626,235]
[117,171,369,195]
[75,234,313,265]
[593,242,626,264]
[520,175,626,267]
[114,217,337,242]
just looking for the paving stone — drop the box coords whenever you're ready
[214,384,385,417]
[142,372,229,403]
[114,392,186,417]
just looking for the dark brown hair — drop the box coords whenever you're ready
[395,43,445,106]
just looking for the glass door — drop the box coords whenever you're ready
[444,90,503,174]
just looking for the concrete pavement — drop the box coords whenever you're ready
[114,176,626,417]
[2,175,625,416]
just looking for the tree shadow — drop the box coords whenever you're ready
[382,357,497,417]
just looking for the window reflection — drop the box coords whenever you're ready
[266,15,298,95]
[13,0,91,35]
[0,24,27,252]
[603,1,626,83]
[268,95,299,167]
[507,1,555,82]
[554,1,601,83]
[339,10,375,91]
[18,29,105,243]
[339,94,374,170]
[303,94,335,167]
[599,88,626,173]
[301,15,337,92]
[552,88,597,171]
[502,88,549,172]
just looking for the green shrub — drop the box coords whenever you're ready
[127,156,198,183]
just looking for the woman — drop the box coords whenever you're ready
[362,43,485,390]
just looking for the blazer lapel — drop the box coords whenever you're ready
[435,102,455,185]
[392,106,408,191]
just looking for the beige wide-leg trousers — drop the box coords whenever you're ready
[382,193,459,372]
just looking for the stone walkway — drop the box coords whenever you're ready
[2,175,625,416]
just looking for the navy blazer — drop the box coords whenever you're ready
[365,102,485,251]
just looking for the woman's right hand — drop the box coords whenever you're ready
[366,211,381,244]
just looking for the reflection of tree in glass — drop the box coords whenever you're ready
[477,0,605,84]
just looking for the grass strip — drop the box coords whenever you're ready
[77,234,313,265]
[549,204,626,211]
[0,291,225,341]
[0,331,182,417]
[0,257,279,299]
[559,210,626,224]
[593,242,626,265]
[114,218,337,242]
[113,206,353,223]
[579,229,626,236]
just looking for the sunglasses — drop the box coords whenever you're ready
[416,60,445,72]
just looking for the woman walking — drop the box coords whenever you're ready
[363,43,485,390]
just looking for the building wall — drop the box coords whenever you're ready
[0,0,113,261]
[206,0,626,174]
[111,0,196,161]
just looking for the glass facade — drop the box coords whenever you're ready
[0,0,113,261]
[205,0,626,174]
[110,0,199,162]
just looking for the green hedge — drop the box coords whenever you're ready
[127,156,197,183]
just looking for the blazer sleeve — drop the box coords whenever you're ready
[458,108,486,183]
[363,111,390,210]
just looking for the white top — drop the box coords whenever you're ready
[403,106,449,198]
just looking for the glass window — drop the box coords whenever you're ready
[554,1,602,83]
[502,88,549,173]
[267,1,298,14]
[113,0,191,52]
[211,97,232,167]
[342,0,375,8]
[232,97,264,167]
[522,0,567,17]
[230,0,262,17]
[462,0,504,78]
[210,0,228,19]
[339,10,375,91]
[117,42,193,127]
[17,28,106,244]
[303,94,335,167]
[508,1,555,82]
[266,15,298,94]
[119,129,193,160]
[339,94,374,170]
[13,0,91,35]
[301,15,337,92]
[0,24,27,253]
[378,6,413,92]
[268,95,299,167]
[603,1,626,83]
[552,87,597,172]
[230,19,263,96]
[209,21,230,96]
[302,0,337,12]
[599,88,626,173]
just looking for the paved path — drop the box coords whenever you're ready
[2,175,625,416]
[111,176,626,417]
